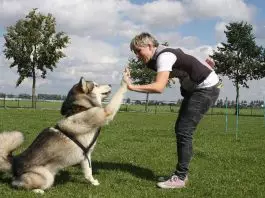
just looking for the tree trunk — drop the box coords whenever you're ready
[32,69,36,109]
[145,93,149,112]
[235,82,240,115]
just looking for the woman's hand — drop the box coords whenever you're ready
[205,58,215,68]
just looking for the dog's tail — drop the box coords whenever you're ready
[0,131,24,171]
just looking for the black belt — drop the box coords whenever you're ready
[54,124,101,167]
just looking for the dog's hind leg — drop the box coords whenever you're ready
[0,131,24,171]
[81,155,99,186]
[12,166,54,194]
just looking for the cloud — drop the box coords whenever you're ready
[185,0,256,22]
[253,21,265,46]
[0,0,256,35]
[0,0,262,99]
[46,34,125,85]
[124,0,189,29]
[156,32,201,49]
[215,21,227,42]
[0,0,134,37]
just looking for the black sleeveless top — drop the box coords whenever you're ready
[146,47,212,91]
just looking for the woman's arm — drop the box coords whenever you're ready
[126,71,170,93]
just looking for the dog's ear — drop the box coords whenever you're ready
[78,77,94,93]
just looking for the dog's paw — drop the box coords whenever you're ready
[91,179,100,186]
[121,75,128,86]
[32,189,45,194]
[121,68,131,87]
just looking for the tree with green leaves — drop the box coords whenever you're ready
[211,21,265,114]
[128,57,156,111]
[128,42,172,111]
[3,8,70,108]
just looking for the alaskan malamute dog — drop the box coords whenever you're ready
[0,77,128,193]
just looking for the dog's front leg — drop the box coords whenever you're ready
[104,79,127,122]
[81,155,99,186]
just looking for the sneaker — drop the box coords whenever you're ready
[157,174,188,182]
[157,175,188,189]
[157,173,174,182]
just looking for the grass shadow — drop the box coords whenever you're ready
[0,172,12,184]
[53,161,156,186]
[92,161,155,181]
[1,161,155,189]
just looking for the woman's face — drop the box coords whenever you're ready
[134,44,155,63]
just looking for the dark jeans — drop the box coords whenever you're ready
[174,85,220,180]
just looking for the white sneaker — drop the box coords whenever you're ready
[157,175,188,189]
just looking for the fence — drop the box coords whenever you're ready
[0,97,264,117]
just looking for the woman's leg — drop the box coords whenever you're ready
[175,87,220,180]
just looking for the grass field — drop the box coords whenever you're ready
[0,109,264,198]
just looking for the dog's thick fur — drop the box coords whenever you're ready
[0,77,127,193]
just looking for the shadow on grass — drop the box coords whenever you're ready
[92,161,155,181]
[0,172,12,184]
[54,170,72,186]
[52,161,155,186]
[0,162,156,188]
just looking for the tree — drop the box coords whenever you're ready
[216,99,224,107]
[128,43,173,112]
[3,8,70,108]
[128,58,155,111]
[211,21,265,114]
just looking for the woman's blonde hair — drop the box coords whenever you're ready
[130,32,159,53]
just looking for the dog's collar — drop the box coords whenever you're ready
[66,105,89,117]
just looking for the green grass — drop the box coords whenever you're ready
[0,99,63,109]
[0,109,265,197]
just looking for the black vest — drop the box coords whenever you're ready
[147,47,212,91]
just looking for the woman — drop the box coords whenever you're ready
[123,32,220,189]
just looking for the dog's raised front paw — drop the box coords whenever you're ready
[121,68,131,87]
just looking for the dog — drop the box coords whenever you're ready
[0,76,128,194]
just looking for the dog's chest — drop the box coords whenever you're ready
[77,128,99,147]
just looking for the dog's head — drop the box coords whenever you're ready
[61,77,111,117]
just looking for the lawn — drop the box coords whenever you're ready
[0,109,264,198]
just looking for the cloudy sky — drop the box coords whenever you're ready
[0,0,264,102]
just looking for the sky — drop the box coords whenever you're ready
[0,0,264,102]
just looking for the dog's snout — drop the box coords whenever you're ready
[108,84,112,87]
